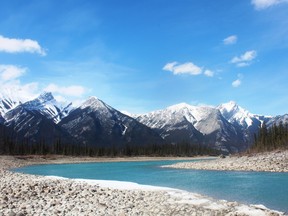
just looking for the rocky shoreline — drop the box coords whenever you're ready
[164,150,288,172]
[0,155,285,215]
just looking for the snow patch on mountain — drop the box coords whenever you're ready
[22,92,73,123]
[80,96,104,110]
[266,114,288,127]
[0,89,22,116]
[138,102,225,135]
[218,101,256,128]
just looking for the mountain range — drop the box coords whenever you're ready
[0,91,287,153]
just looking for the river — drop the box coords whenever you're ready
[14,159,288,212]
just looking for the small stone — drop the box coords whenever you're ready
[8,211,16,216]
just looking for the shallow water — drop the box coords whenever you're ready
[14,159,288,212]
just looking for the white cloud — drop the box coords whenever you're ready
[53,95,67,103]
[232,79,241,87]
[0,35,46,56]
[163,62,202,75]
[162,61,178,72]
[0,79,39,102]
[231,50,257,62]
[235,62,250,67]
[204,69,214,77]
[251,0,288,10]
[0,65,27,81]
[44,83,86,97]
[0,64,38,102]
[223,35,238,45]
[72,99,85,108]
[232,74,243,88]
[231,50,257,67]
[0,64,86,105]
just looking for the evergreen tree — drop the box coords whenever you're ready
[252,121,288,152]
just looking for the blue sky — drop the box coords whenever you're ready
[0,0,288,115]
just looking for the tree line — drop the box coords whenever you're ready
[251,121,288,152]
[0,125,219,157]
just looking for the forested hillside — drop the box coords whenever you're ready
[251,122,288,152]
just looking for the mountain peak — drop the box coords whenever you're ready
[88,96,99,101]
[220,101,239,112]
[80,96,107,110]
[218,101,255,128]
[167,102,194,111]
[37,92,55,103]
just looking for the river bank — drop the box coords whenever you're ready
[164,150,288,172]
[0,155,285,215]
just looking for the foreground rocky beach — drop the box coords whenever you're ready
[164,150,288,172]
[0,155,285,216]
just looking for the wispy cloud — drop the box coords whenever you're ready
[163,61,215,78]
[0,64,39,102]
[232,74,243,88]
[0,79,39,102]
[204,69,214,77]
[163,61,202,75]
[0,65,27,81]
[232,79,241,87]
[251,0,288,10]
[231,50,257,67]
[0,35,46,56]
[44,83,86,97]
[0,63,86,104]
[223,35,238,45]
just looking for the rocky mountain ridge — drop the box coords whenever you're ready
[0,92,287,153]
[0,92,163,149]
[136,101,286,153]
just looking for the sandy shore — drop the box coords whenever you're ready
[0,155,285,216]
[164,150,288,172]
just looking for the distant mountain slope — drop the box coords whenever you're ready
[136,103,203,143]
[0,89,22,116]
[59,97,163,148]
[218,101,258,128]
[22,92,73,123]
[136,103,246,153]
[266,114,288,127]
[217,101,271,146]
[0,90,285,154]
[3,102,71,145]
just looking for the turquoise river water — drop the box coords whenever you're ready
[14,159,288,212]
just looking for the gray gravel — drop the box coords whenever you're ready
[164,150,288,172]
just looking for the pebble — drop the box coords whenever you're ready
[165,150,288,172]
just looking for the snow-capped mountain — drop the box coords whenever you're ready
[266,114,288,128]
[218,101,256,128]
[217,101,273,145]
[136,103,204,144]
[22,92,73,123]
[0,91,73,123]
[137,103,246,153]
[3,99,71,145]
[0,92,74,145]
[0,97,20,116]
[136,101,278,153]
[137,103,228,136]
[59,97,163,147]
[0,90,286,153]
[0,89,22,116]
